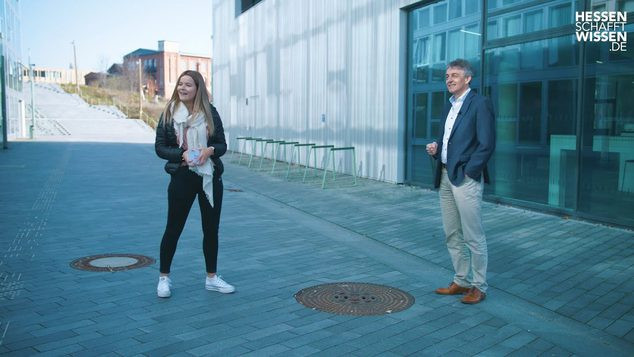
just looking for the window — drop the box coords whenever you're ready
[524,10,543,33]
[418,8,430,29]
[504,15,521,36]
[448,0,462,19]
[433,33,446,62]
[433,3,447,24]
[236,0,263,15]
[465,1,478,15]
[487,21,499,40]
[448,30,462,60]
[549,4,571,28]
[414,93,428,138]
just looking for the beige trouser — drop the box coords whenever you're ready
[439,168,488,292]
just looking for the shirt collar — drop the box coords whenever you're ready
[449,87,471,105]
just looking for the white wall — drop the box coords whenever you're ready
[212,0,418,182]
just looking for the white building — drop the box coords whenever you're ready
[21,66,89,86]
[212,0,634,228]
[212,0,418,183]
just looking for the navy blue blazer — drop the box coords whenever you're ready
[433,89,496,188]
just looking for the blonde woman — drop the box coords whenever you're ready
[154,70,234,298]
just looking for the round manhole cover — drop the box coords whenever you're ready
[70,254,155,272]
[294,282,415,316]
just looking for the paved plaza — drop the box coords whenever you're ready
[0,86,632,355]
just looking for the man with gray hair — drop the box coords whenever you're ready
[426,58,495,304]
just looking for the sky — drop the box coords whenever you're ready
[20,0,213,72]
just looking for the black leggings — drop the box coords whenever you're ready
[159,166,223,274]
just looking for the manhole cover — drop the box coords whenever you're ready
[70,254,155,272]
[294,282,414,316]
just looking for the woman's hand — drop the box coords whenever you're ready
[182,150,194,166]
[182,149,199,166]
[195,147,214,166]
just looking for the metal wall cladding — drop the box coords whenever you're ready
[213,0,419,183]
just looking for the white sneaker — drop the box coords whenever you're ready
[157,276,172,298]
[205,275,235,293]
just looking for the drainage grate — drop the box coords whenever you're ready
[294,282,415,316]
[70,254,155,272]
[226,188,243,192]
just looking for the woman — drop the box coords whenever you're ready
[154,70,234,298]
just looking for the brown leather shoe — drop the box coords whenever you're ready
[461,287,486,304]
[435,282,470,295]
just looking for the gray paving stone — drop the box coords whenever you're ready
[212,346,253,356]
[241,331,298,351]
[314,343,359,356]
[282,330,333,349]
[242,323,293,341]
[290,319,340,335]
[29,319,96,337]
[2,141,634,356]
[3,330,78,352]
[112,336,182,355]
[599,303,631,320]
[1,347,39,356]
[571,307,606,323]
[440,350,471,357]
[306,331,361,350]
[186,337,249,356]
[353,334,419,357]
[281,345,321,356]
[425,322,472,340]
[241,343,290,356]
[605,320,634,338]
[475,344,518,356]
[36,343,85,356]
[390,337,440,355]
[145,338,226,357]
[500,331,538,349]
[508,347,547,357]
[454,327,487,342]
[482,317,507,328]
[33,332,102,352]
[540,345,573,356]
[420,336,471,355]
[624,328,634,344]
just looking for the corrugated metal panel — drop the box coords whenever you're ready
[212,0,419,182]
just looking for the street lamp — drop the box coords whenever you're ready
[71,41,80,95]
[137,59,143,119]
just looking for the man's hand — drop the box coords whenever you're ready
[426,142,438,156]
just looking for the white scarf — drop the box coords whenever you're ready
[172,102,215,207]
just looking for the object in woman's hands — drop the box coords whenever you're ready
[189,149,200,165]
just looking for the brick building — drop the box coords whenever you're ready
[122,40,211,98]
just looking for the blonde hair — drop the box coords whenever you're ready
[162,70,214,137]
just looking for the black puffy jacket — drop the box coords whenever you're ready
[155,104,226,176]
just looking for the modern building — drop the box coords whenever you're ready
[0,0,23,144]
[20,66,88,85]
[122,40,212,98]
[212,0,634,228]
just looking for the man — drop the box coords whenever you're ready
[426,59,495,304]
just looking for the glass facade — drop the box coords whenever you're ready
[0,0,23,145]
[407,0,481,184]
[407,0,634,227]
